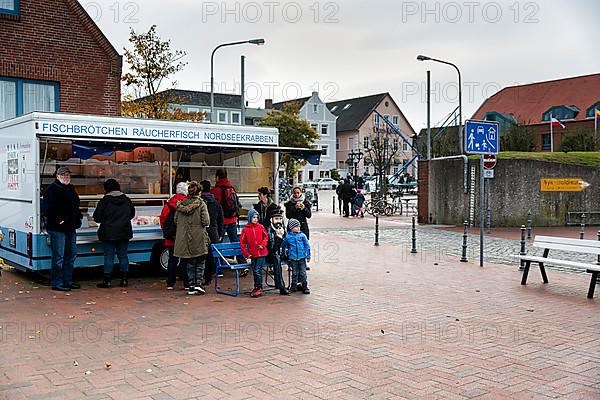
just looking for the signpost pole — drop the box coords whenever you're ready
[479,154,484,267]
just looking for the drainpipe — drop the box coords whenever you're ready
[430,155,469,194]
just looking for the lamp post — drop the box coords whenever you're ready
[417,54,463,154]
[210,38,265,123]
[346,149,364,188]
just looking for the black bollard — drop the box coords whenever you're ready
[580,213,586,240]
[332,196,336,214]
[460,221,468,262]
[519,225,526,271]
[374,213,380,246]
[527,210,532,240]
[314,190,319,212]
[411,216,417,254]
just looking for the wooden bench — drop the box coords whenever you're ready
[519,235,600,298]
[211,242,290,297]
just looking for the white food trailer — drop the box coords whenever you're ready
[0,112,319,272]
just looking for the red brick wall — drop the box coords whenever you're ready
[417,160,429,224]
[0,0,121,116]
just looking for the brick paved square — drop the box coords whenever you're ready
[1,213,599,399]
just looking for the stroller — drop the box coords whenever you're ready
[351,189,366,218]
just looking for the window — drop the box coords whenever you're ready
[586,101,600,118]
[321,124,328,136]
[384,114,390,122]
[187,106,200,113]
[374,113,380,126]
[392,115,399,125]
[342,103,351,111]
[311,123,318,132]
[336,138,339,150]
[321,145,329,157]
[231,112,241,124]
[308,170,314,181]
[403,142,409,152]
[218,111,227,123]
[313,104,319,113]
[330,105,338,112]
[202,109,211,122]
[541,133,551,151]
[0,78,58,122]
[363,136,370,149]
[542,106,579,121]
[393,138,399,151]
[0,0,18,15]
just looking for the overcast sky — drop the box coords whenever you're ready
[82,0,600,132]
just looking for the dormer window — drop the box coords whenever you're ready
[343,103,352,111]
[542,105,579,121]
[330,105,338,112]
[586,101,600,118]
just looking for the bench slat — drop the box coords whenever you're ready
[533,236,600,255]
[519,255,600,271]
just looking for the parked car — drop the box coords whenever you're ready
[302,177,338,190]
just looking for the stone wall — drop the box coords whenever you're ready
[423,158,600,227]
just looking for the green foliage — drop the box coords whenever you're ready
[416,126,460,157]
[558,128,597,152]
[330,168,341,181]
[469,152,600,167]
[258,102,319,179]
[501,124,536,151]
[121,25,197,120]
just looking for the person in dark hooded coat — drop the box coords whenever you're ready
[200,180,224,286]
[93,179,135,288]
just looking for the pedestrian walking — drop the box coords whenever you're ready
[93,179,135,288]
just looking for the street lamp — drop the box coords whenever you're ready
[346,149,364,188]
[417,54,463,154]
[210,38,265,123]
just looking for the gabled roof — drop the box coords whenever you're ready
[64,0,120,59]
[471,73,600,124]
[139,89,242,109]
[272,97,311,111]
[326,93,388,131]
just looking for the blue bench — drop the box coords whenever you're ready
[211,242,290,297]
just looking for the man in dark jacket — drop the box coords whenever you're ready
[41,166,83,291]
[201,180,224,285]
[339,179,356,217]
[93,179,135,288]
[210,168,244,264]
[253,186,281,231]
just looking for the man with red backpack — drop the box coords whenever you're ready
[210,168,245,264]
[159,181,189,290]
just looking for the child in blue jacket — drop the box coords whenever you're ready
[281,218,311,294]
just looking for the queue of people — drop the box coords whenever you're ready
[41,166,311,297]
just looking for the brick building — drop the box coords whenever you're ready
[471,73,600,151]
[0,0,121,121]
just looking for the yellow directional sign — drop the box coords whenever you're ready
[540,178,591,192]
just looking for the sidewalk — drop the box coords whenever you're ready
[0,213,598,399]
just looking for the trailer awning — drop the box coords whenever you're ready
[52,138,322,165]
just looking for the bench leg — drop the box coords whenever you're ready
[539,263,549,284]
[521,260,531,285]
[588,271,598,299]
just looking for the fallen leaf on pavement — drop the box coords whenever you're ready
[73,361,79,367]
[104,362,111,370]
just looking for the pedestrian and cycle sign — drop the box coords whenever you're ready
[465,120,500,154]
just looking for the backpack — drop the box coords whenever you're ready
[162,204,177,240]
[220,185,240,218]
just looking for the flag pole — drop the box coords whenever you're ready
[595,108,598,148]
[549,112,554,152]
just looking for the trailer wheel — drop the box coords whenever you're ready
[151,244,169,274]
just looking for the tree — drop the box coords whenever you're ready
[364,126,402,194]
[258,102,319,180]
[121,25,202,121]
[501,124,536,151]
[559,128,597,152]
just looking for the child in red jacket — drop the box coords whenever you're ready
[240,209,269,297]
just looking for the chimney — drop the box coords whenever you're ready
[265,99,273,109]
